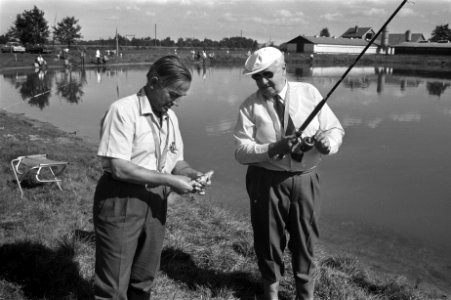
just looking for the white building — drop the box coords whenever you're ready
[285,35,378,54]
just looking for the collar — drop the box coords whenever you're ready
[137,87,168,121]
[277,80,288,103]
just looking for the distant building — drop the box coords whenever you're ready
[387,30,426,45]
[284,26,445,56]
[394,41,451,55]
[341,26,375,40]
[285,35,378,54]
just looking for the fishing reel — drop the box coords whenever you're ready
[291,136,315,162]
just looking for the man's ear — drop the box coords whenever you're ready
[149,76,159,87]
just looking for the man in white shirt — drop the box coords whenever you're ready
[94,55,208,300]
[233,47,344,300]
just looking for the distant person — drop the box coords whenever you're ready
[96,49,101,64]
[80,49,86,66]
[34,54,46,69]
[233,47,344,300]
[93,55,211,299]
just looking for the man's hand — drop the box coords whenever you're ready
[168,175,202,194]
[268,135,297,159]
[313,130,331,154]
[193,171,214,195]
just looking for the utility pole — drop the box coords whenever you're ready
[115,27,119,56]
[125,34,135,49]
[155,24,157,47]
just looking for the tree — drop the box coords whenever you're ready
[430,24,451,42]
[320,27,330,37]
[53,16,82,47]
[12,6,50,44]
[0,34,10,44]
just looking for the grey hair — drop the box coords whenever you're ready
[146,55,192,87]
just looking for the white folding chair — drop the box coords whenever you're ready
[11,154,68,198]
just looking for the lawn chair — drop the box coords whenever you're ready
[10,154,68,198]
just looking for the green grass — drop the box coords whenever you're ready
[0,111,447,299]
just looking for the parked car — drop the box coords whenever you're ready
[26,44,53,54]
[1,42,26,53]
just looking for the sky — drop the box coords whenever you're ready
[1,0,450,44]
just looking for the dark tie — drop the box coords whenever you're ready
[274,95,285,127]
[274,95,295,135]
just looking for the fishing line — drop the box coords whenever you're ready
[30,82,72,99]
[296,0,411,137]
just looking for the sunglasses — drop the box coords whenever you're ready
[251,71,274,80]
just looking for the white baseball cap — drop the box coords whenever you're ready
[243,47,283,75]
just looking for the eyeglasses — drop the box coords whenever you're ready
[251,71,274,80]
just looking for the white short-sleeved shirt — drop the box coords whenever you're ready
[98,89,184,174]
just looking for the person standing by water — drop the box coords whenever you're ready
[80,48,86,67]
[33,54,47,69]
[96,49,101,64]
[93,55,210,300]
[233,47,344,300]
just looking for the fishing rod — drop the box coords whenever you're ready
[295,0,410,150]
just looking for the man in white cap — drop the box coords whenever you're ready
[233,47,344,300]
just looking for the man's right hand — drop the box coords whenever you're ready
[268,135,297,159]
[168,175,201,194]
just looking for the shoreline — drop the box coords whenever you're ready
[1,109,449,299]
[2,50,451,73]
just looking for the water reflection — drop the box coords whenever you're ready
[289,65,450,97]
[55,68,85,104]
[3,65,450,110]
[194,61,212,80]
[2,68,89,109]
[427,81,450,97]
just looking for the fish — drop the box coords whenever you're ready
[195,170,214,195]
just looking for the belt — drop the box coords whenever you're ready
[249,165,316,176]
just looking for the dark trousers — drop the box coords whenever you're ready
[93,173,168,300]
[246,166,320,300]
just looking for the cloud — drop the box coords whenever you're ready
[399,7,417,17]
[362,8,386,16]
[186,10,208,18]
[125,5,141,11]
[220,12,239,23]
[322,12,343,22]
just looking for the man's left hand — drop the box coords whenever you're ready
[313,130,331,154]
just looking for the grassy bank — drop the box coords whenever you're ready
[0,110,447,300]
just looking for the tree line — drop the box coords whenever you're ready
[0,6,259,50]
[1,6,450,49]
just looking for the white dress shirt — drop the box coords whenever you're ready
[234,81,344,172]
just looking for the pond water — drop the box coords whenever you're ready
[1,62,451,295]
